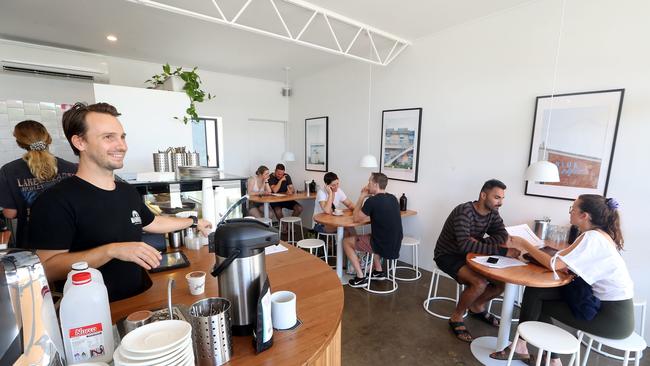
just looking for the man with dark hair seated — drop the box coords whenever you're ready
[344,172,403,288]
[434,179,521,342]
[268,163,303,221]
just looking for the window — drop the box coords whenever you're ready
[192,117,222,168]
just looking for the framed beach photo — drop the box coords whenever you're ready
[525,89,624,200]
[380,108,422,182]
[305,116,328,172]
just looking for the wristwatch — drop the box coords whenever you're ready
[189,215,198,228]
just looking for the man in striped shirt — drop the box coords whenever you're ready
[434,179,521,342]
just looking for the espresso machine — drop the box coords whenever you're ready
[0,249,66,365]
[210,219,279,336]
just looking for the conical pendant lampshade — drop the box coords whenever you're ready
[360,154,378,168]
[525,160,560,182]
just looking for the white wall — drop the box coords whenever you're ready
[93,84,192,174]
[0,40,288,177]
[288,0,650,339]
[103,56,288,177]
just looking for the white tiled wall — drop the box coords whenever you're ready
[0,99,77,167]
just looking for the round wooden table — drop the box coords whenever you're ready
[465,253,572,366]
[248,192,316,219]
[313,209,417,283]
[110,243,343,365]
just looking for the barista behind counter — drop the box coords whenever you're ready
[27,102,212,302]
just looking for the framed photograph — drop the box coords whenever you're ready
[305,116,328,172]
[525,89,624,200]
[380,108,422,182]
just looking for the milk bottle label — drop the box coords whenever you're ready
[68,323,107,362]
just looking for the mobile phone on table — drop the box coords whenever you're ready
[487,256,499,264]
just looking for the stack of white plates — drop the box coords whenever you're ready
[113,320,194,366]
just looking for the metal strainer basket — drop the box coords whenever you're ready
[189,297,233,366]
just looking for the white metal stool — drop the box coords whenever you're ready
[423,268,465,320]
[578,331,646,366]
[507,321,580,366]
[364,254,398,294]
[279,216,303,245]
[393,236,421,281]
[578,301,647,365]
[297,239,328,263]
[487,285,524,322]
[317,232,337,266]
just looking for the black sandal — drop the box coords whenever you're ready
[469,310,500,327]
[489,346,530,362]
[448,321,473,343]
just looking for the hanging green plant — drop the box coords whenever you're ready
[146,64,214,124]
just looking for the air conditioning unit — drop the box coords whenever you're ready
[0,59,109,82]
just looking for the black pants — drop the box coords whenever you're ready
[519,286,634,358]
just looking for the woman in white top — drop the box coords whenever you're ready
[491,194,634,365]
[246,165,272,218]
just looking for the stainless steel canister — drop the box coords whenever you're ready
[189,297,233,366]
[533,218,551,240]
[172,153,187,172]
[153,152,169,172]
[186,152,200,167]
[168,230,182,249]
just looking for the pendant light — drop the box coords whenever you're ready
[525,0,567,183]
[281,66,295,162]
[360,62,378,168]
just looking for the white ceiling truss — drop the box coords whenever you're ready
[126,0,412,66]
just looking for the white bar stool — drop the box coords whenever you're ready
[279,216,303,245]
[297,239,328,263]
[364,254,398,294]
[579,301,646,363]
[317,232,337,266]
[487,285,523,322]
[393,236,421,281]
[507,321,580,366]
[423,268,465,320]
[578,330,646,366]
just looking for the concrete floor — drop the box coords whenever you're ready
[340,265,649,366]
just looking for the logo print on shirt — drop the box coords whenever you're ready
[130,210,142,225]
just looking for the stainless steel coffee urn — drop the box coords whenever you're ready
[1,249,66,365]
[210,219,279,336]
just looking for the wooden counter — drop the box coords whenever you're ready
[110,243,343,365]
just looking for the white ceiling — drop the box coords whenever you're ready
[0,0,532,81]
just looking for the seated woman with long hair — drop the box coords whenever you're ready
[0,120,77,248]
[491,194,634,365]
[246,165,272,218]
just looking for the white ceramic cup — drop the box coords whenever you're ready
[334,208,343,215]
[186,271,206,295]
[271,291,297,330]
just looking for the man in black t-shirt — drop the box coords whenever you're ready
[29,103,212,302]
[267,163,303,220]
[343,172,403,288]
